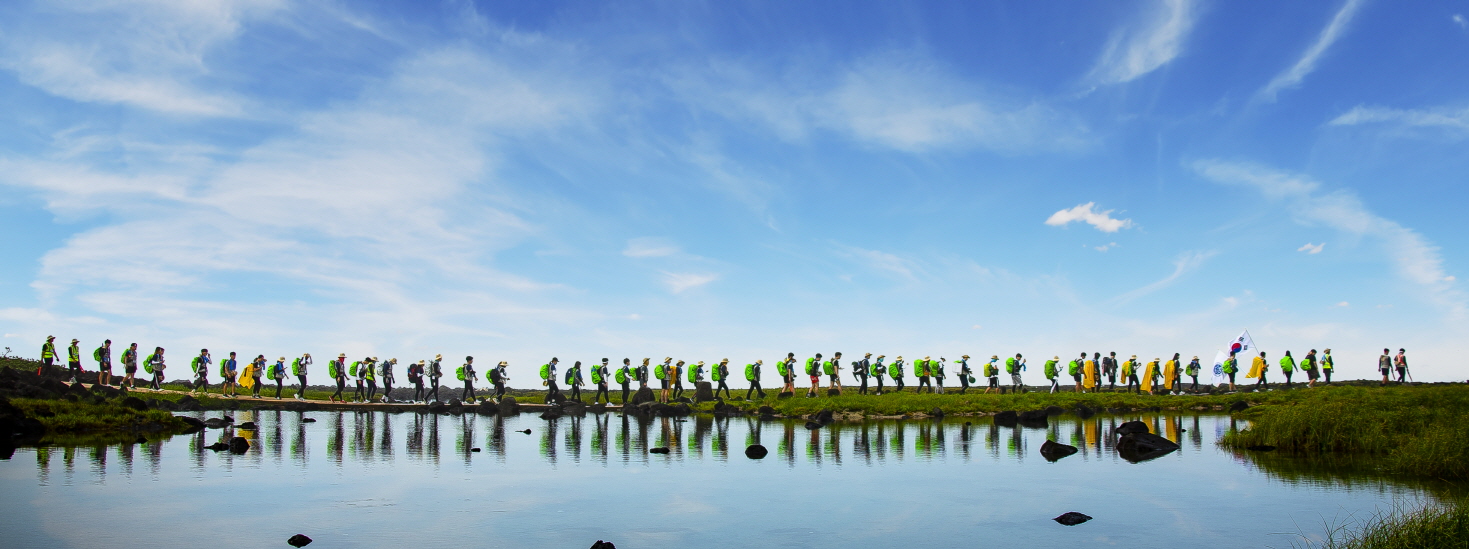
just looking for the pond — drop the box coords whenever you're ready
[0,410,1446,548]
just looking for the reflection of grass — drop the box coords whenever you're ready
[9,398,189,434]
[741,387,1354,417]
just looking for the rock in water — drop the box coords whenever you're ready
[1018,410,1048,428]
[520,429,531,434]
[1229,401,1250,412]
[745,444,768,459]
[1113,420,1149,436]
[498,396,521,416]
[649,447,670,454]
[814,409,834,425]
[301,418,317,423]
[629,387,656,405]
[590,541,616,549]
[1039,440,1079,462]
[1116,432,1180,463]
[287,534,313,547]
[993,410,1018,427]
[203,418,231,429]
[471,448,481,452]
[228,437,250,454]
[1053,512,1092,526]
[205,442,230,451]
[179,416,206,433]
[237,422,258,430]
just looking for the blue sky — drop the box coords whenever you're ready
[1,0,1465,382]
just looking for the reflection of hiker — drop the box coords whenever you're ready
[985,356,1000,394]
[1222,353,1238,391]
[191,349,211,395]
[1278,351,1295,389]
[745,359,765,399]
[593,358,612,404]
[1321,349,1334,384]
[933,357,945,394]
[1378,348,1392,386]
[805,354,822,398]
[120,343,139,389]
[329,353,347,402]
[94,339,113,387]
[1044,356,1059,393]
[617,359,633,402]
[67,339,82,383]
[714,359,732,399]
[956,355,971,394]
[1185,356,1202,392]
[39,336,56,377]
[1394,349,1409,383]
[871,356,887,395]
[1103,352,1118,391]
[146,347,166,390]
[890,356,906,392]
[460,356,478,403]
[1250,351,1269,392]
[292,354,311,400]
[1301,350,1318,389]
[408,359,424,402]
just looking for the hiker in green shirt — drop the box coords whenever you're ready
[1321,348,1334,384]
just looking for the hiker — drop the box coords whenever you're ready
[1069,353,1083,392]
[984,355,1000,394]
[487,361,506,402]
[890,356,906,392]
[245,355,264,398]
[779,353,797,395]
[654,358,671,402]
[617,359,633,402]
[366,357,381,402]
[329,353,347,402]
[460,356,477,403]
[933,357,945,394]
[1378,348,1392,386]
[1104,352,1118,391]
[915,356,931,393]
[593,358,612,404]
[671,360,686,401]
[541,357,562,403]
[120,343,138,388]
[805,354,823,398]
[1122,355,1139,393]
[870,355,887,395]
[427,354,443,403]
[1006,354,1025,394]
[568,360,585,402]
[827,352,843,393]
[408,360,425,402]
[636,358,650,391]
[222,352,239,397]
[1250,351,1269,391]
[1394,349,1409,383]
[145,347,165,390]
[1186,356,1202,392]
[292,354,311,400]
[1222,353,1238,391]
[1142,358,1160,394]
[1279,351,1296,389]
[39,336,57,377]
[67,338,82,383]
[746,359,765,399]
[353,358,370,402]
[1301,350,1319,389]
[688,361,704,395]
[714,359,732,399]
[94,339,113,386]
[1084,353,1100,393]
[380,359,397,402]
[1044,356,1059,393]
[1164,353,1180,395]
[956,355,971,394]
[495,361,509,401]
[1321,348,1334,384]
[191,349,211,395]
[854,353,871,395]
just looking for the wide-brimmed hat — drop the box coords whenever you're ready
[865,352,872,357]
[338,353,347,358]
[304,353,311,358]
[497,361,507,366]
[435,354,443,359]
[876,355,885,359]
[279,357,286,361]
[1192,356,1199,360]
[697,361,705,365]
[991,355,998,359]
[756,359,764,364]
[1131,355,1137,359]
[962,355,970,359]
[896,355,903,360]
[1324,348,1332,353]
[720,358,728,363]
[1053,356,1059,360]
[418,359,426,365]
[71,338,79,343]
[47,335,55,340]
[924,356,930,360]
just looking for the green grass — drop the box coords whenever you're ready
[8,398,189,438]
[1310,500,1469,549]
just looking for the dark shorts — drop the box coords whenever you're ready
[988,377,999,387]
[1072,374,1082,381]
[1306,368,1319,380]
[125,366,137,374]
[829,374,839,383]
[100,365,112,373]
[660,378,669,389]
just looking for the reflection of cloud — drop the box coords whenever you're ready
[1089,0,1196,85]
[1046,202,1133,233]
[1257,0,1368,102]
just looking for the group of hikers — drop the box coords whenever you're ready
[34,336,1412,404]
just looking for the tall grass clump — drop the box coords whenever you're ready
[1316,501,1469,549]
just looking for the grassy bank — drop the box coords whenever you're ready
[1316,501,1469,549]
[6,398,190,445]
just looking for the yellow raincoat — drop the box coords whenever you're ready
[240,363,258,389]
[1246,356,1267,379]
[1163,359,1178,389]
[1082,359,1097,389]
[1141,360,1159,392]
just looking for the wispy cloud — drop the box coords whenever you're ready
[1193,159,1462,315]
[1257,0,1368,102]
[1046,202,1134,233]
[1095,242,1119,252]
[1111,250,1218,304]
[623,238,680,258]
[1089,0,1196,85]
[1454,14,1466,29]
[835,245,923,281]
[1298,242,1325,254]
[660,272,718,294]
[1329,105,1469,132]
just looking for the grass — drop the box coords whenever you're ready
[1306,500,1469,549]
[7,398,190,441]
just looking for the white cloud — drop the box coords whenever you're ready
[623,238,680,258]
[660,272,718,294]
[1455,14,1466,29]
[1193,159,1463,315]
[1298,242,1325,254]
[1257,0,1368,102]
[1089,0,1196,85]
[1095,242,1119,252]
[1046,202,1134,233]
[836,245,922,281]
[1111,250,1217,304]
[1335,301,1350,307]
[1329,105,1469,131]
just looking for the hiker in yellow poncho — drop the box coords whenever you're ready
[1247,351,1269,392]
[1163,353,1180,395]
[1082,353,1098,392]
[1141,358,1159,393]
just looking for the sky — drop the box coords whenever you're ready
[1,0,1466,383]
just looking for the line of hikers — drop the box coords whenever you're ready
[38,337,1399,403]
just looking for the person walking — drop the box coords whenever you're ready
[380,358,397,403]
[636,358,650,392]
[1186,356,1202,393]
[568,360,585,402]
[870,355,887,395]
[191,349,211,395]
[1069,353,1083,393]
[1044,356,1060,393]
[805,354,823,398]
[827,352,843,394]
[593,358,612,404]
[427,354,443,403]
[459,356,477,404]
[1249,351,1269,392]
[408,359,425,402]
[854,353,871,395]
[687,360,703,397]
[890,356,906,393]
[1084,353,1100,393]
[350,357,367,401]
[66,338,82,383]
[956,355,971,394]
[293,353,312,400]
[1222,353,1238,391]
[616,359,632,403]
[1122,355,1139,393]
[933,357,946,394]
[492,361,509,402]
[271,356,287,399]
[39,336,57,377]
[541,357,563,403]
[145,347,165,390]
[120,343,139,388]
[1321,348,1334,384]
[247,355,266,398]
[915,356,931,394]
[654,358,671,403]
[745,359,765,400]
[1378,348,1392,386]
[1142,357,1160,394]
[1278,351,1295,390]
[94,339,113,387]
[714,359,732,399]
[1104,352,1118,391]
[1301,350,1319,389]
[1163,353,1180,395]
[361,357,377,402]
[1006,354,1025,394]
[671,360,686,401]
[779,353,797,395]
[1394,349,1409,383]
[222,352,240,397]
[329,353,347,403]
[984,355,1000,394]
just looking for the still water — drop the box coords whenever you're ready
[0,410,1440,548]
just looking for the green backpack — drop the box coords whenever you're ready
[540,364,552,380]
[776,360,789,377]
[456,365,466,381]
[822,360,835,375]
[745,363,757,381]
[328,360,340,378]
[291,358,302,376]
[565,368,576,385]
[143,354,156,374]
[615,367,629,384]
[349,361,360,377]
[688,365,699,383]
